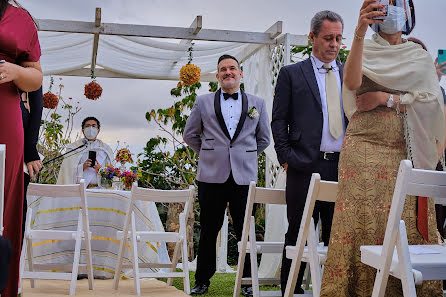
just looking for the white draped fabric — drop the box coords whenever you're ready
[39,32,251,80]
[243,46,288,278]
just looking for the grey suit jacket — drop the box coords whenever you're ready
[183,89,270,185]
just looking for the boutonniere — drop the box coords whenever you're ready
[248,106,259,119]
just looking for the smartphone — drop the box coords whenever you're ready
[438,49,446,74]
[88,151,97,167]
[373,0,389,20]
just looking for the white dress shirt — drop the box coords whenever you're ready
[220,90,242,138]
[310,54,345,152]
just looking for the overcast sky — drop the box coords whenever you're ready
[20,0,446,156]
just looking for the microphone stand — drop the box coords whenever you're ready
[37,141,88,183]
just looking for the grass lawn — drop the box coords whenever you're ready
[161,270,282,297]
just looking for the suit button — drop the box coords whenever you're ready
[230,145,233,148]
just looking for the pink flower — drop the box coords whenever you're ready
[342,45,347,49]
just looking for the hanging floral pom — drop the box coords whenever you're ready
[84,81,103,100]
[43,92,59,109]
[179,64,201,86]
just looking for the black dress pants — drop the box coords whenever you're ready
[280,157,338,295]
[195,173,252,286]
[21,173,30,244]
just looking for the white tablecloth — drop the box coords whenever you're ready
[27,189,170,278]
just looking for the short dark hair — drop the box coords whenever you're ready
[311,10,344,36]
[82,116,100,129]
[217,54,240,69]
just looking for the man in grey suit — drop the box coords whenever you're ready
[183,54,270,296]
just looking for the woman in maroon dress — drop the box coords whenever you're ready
[0,1,42,296]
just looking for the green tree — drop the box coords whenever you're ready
[38,77,82,184]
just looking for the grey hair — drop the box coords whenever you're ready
[310,10,344,36]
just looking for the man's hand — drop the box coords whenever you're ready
[26,160,42,180]
[83,159,93,171]
[435,57,446,82]
[93,162,101,173]
[356,91,388,112]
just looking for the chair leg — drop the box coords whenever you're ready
[182,239,191,294]
[167,241,181,286]
[249,217,260,297]
[395,221,417,297]
[70,211,83,296]
[19,210,32,291]
[307,218,321,296]
[83,214,94,290]
[131,212,141,296]
[113,201,134,290]
[22,209,36,288]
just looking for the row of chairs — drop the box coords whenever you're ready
[1,141,445,297]
[234,160,446,297]
[19,178,194,296]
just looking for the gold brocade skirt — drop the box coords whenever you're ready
[320,107,442,297]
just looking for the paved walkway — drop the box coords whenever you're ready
[21,278,189,296]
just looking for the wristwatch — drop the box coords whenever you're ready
[386,94,394,108]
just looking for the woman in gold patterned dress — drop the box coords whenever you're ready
[320,0,445,296]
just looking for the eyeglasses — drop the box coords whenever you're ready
[316,65,339,74]
[311,56,339,74]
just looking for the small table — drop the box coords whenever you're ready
[27,189,170,278]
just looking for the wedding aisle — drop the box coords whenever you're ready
[21,279,189,297]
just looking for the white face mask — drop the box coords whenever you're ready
[377,5,407,34]
[84,126,99,140]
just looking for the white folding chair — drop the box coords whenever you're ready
[233,181,287,297]
[113,183,194,296]
[284,173,338,297]
[0,144,5,236]
[360,160,446,297]
[19,180,94,296]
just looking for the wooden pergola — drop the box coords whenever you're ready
[37,8,307,81]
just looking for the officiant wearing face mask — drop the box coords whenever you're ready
[57,116,113,187]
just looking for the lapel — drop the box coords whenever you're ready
[302,58,322,108]
[231,90,248,143]
[214,89,231,140]
[337,60,344,88]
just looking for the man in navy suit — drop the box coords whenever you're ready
[20,88,43,241]
[271,10,347,295]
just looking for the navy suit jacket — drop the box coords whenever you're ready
[271,58,346,172]
[20,87,43,164]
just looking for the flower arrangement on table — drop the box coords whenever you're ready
[98,164,121,189]
[120,169,140,190]
[115,148,133,171]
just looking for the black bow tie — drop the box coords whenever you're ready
[223,92,238,100]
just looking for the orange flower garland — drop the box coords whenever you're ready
[43,92,59,109]
[84,81,103,100]
[179,63,201,86]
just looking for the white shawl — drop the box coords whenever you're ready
[343,33,445,170]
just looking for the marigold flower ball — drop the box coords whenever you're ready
[43,92,59,109]
[84,81,103,100]
[179,64,201,86]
